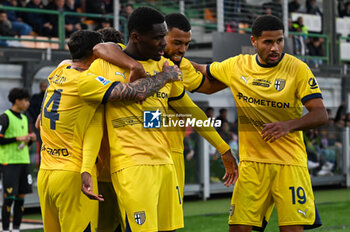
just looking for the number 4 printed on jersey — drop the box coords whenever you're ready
[42,89,62,130]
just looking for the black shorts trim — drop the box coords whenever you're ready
[304,203,322,230]
[252,216,268,231]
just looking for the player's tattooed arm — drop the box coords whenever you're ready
[108,61,182,102]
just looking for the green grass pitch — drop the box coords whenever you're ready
[24,188,350,232]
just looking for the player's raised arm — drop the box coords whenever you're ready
[93,42,146,82]
[169,91,238,186]
[108,61,182,102]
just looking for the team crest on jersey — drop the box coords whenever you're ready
[143,109,161,128]
[134,211,146,225]
[274,79,286,91]
[96,76,111,85]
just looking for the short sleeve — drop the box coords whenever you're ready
[180,58,205,93]
[80,59,119,104]
[206,57,237,86]
[168,81,185,102]
[296,63,322,104]
[117,43,126,49]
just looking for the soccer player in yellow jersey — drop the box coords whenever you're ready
[164,13,233,199]
[38,30,181,232]
[193,15,328,232]
[96,27,125,232]
[93,13,236,201]
[82,7,238,232]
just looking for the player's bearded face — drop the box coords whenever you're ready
[252,30,284,66]
[164,28,191,64]
[138,22,167,60]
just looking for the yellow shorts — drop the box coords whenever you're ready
[171,151,185,201]
[98,181,121,232]
[229,161,322,230]
[37,169,98,232]
[112,164,184,232]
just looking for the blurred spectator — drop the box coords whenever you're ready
[292,16,308,56]
[339,1,350,17]
[45,0,66,37]
[121,3,134,20]
[17,0,27,7]
[0,10,24,47]
[326,108,334,126]
[26,80,48,165]
[345,112,350,127]
[84,0,113,26]
[334,101,345,124]
[1,0,33,35]
[64,0,86,37]
[205,106,215,118]
[85,0,111,14]
[304,129,335,176]
[97,27,124,44]
[263,5,273,15]
[218,121,233,144]
[0,10,16,37]
[262,0,282,19]
[306,0,322,16]
[184,136,194,161]
[216,108,228,125]
[219,121,238,152]
[307,37,324,66]
[288,0,302,13]
[331,102,346,146]
[26,80,48,127]
[25,0,55,37]
[293,16,308,34]
[95,17,112,31]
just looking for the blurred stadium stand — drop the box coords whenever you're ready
[0,0,350,204]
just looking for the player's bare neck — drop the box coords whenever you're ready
[124,44,148,61]
[71,62,89,72]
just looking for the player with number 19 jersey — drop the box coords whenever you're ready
[207,53,323,229]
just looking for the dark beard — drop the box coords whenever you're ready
[164,51,182,66]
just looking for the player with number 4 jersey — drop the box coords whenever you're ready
[38,30,181,232]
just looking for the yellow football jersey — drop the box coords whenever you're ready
[40,64,116,172]
[167,57,205,153]
[180,57,205,93]
[207,53,322,167]
[88,57,185,173]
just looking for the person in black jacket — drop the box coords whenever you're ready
[0,10,17,47]
[25,0,55,36]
